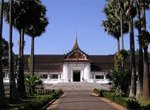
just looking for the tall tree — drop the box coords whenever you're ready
[141,0,150,99]
[4,0,27,98]
[25,1,48,75]
[4,0,48,98]
[135,0,143,98]
[0,0,5,105]
[8,0,18,101]
[27,18,48,75]
[119,0,124,49]
[142,31,150,99]
[103,0,129,52]
[102,17,121,52]
[125,0,137,98]
[2,38,9,67]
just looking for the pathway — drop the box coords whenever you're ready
[46,91,118,110]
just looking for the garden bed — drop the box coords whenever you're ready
[93,88,140,110]
[1,89,63,110]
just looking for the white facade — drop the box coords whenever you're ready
[62,62,90,82]
[3,38,111,84]
[35,62,110,84]
[3,63,110,85]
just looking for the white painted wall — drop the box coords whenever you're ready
[91,71,110,84]
[62,62,91,82]
[3,63,110,84]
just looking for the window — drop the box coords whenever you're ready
[40,74,48,79]
[2,72,5,78]
[51,74,58,79]
[95,75,104,79]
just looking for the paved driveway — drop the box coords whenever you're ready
[46,91,117,110]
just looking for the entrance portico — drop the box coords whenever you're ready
[62,37,91,82]
[62,62,90,82]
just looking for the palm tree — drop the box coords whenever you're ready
[141,0,150,99]
[142,31,150,99]
[102,17,121,52]
[135,0,143,98]
[103,0,129,52]
[2,38,9,67]
[8,0,18,102]
[3,0,27,99]
[0,0,5,105]
[28,19,48,75]
[3,0,48,98]
[119,0,124,49]
[25,1,48,75]
[125,0,137,98]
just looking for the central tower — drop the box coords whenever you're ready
[62,35,91,82]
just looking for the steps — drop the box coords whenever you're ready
[44,82,111,92]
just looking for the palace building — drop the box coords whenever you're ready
[3,37,115,84]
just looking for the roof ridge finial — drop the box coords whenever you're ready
[73,32,79,49]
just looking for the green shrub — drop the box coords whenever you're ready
[27,90,62,110]
[141,104,150,110]
[103,91,140,109]
[4,90,63,110]
[93,88,104,97]
[25,74,43,95]
[107,69,131,95]
[28,95,53,109]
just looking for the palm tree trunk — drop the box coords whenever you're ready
[121,14,124,50]
[9,0,18,102]
[143,46,149,98]
[18,29,21,96]
[137,40,143,97]
[21,29,25,96]
[117,38,120,52]
[120,7,125,69]
[142,3,150,99]
[136,0,143,98]
[0,0,5,105]
[31,36,35,75]
[129,16,136,98]
[18,29,26,98]
[120,1,124,50]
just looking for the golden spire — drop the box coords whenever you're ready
[73,33,79,49]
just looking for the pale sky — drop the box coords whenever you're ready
[2,0,150,55]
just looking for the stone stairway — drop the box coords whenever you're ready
[44,82,111,92]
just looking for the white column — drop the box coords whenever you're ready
[70,69,73,82]
[68,68,71,82]
[81,69,84,82]
[63,63,69,82]
[59,72,61,79]
[47,73,50,79]
[84,63,90,81]
[104,75,106,79]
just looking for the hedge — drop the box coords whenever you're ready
[93,89,140,109]
[2,89,63,110]
[23,89,62,110]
